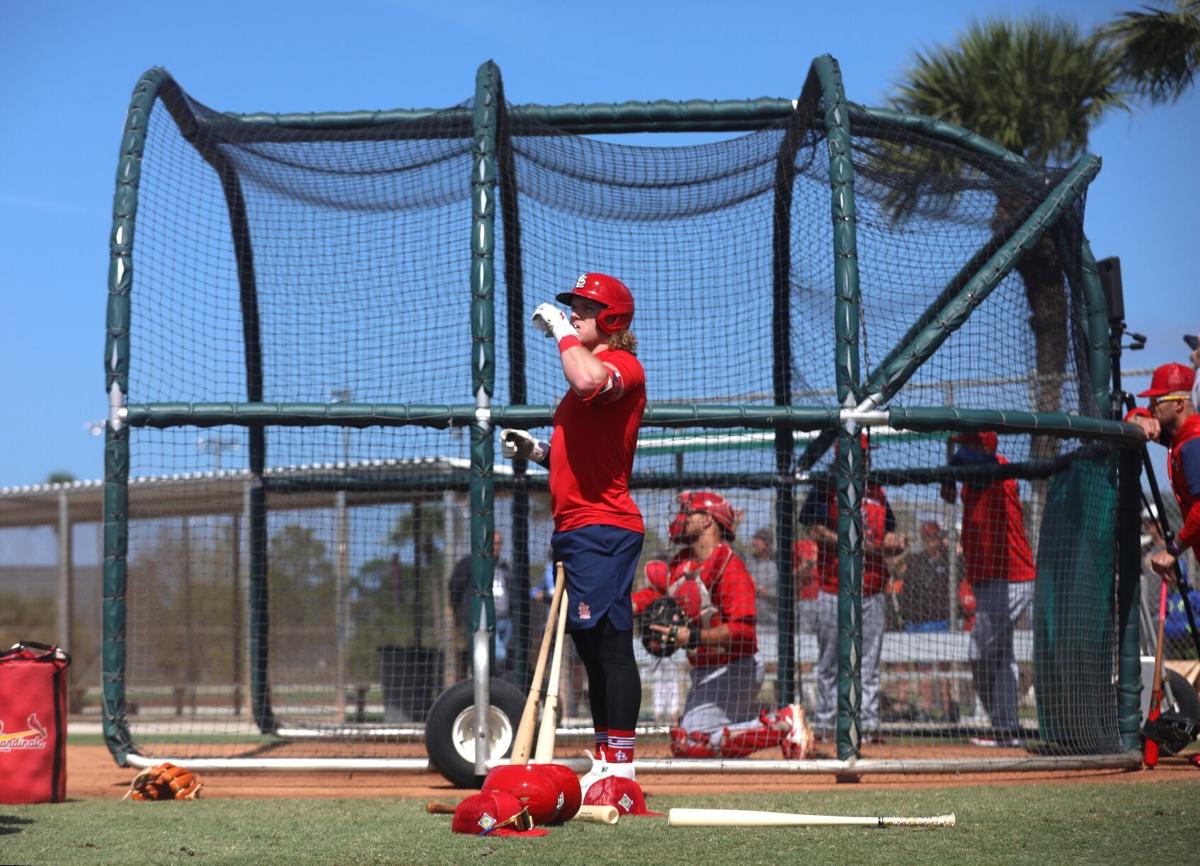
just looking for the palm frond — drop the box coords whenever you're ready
[1103,0,1200,104]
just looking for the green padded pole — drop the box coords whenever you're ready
[812,55,866,760]
[494,81,534,690]
[121,401,841,430]
[1116,425,1144,748]
[469,62,500,663]
[103,67,175,766]
[866,155,1101,406]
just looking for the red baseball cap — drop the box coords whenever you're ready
[949,430,998,452]
[582,776,664,817]
[452,792,549,837]
[1138,363,1195,398]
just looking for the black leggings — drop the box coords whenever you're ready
[569,614,641,731]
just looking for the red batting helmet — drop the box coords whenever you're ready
[533,763,581,824]
[556,273,634,334]
[481,764,563,825]
[676,490,737,541]
[1138,362,1195,398]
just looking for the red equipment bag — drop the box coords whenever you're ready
[0,642,70,803]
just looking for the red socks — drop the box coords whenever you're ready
[607,728,636,764]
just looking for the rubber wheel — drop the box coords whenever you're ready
[1163,669,1200,722]
[425,678,526,789]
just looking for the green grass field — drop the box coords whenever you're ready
[2,781,1198,865]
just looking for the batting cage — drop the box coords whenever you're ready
[102,56,1149,780]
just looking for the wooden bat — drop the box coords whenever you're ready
[511,563,565,765]
[534,567,569,764]
[427,801,618,825]
[1144,575,1170,768]
[667,808,956,828]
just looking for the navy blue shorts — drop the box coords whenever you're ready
[551,525,644,632]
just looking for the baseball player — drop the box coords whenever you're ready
[799,433,906,743]
[1127,363,1200,584]
[632,490,811,758]
[940,431,1034,747]
[500,273,646,780]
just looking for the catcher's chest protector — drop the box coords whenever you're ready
[0,642,70,803]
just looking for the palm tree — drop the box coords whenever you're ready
[891,9,1198,457]
[1105,0,1200,105]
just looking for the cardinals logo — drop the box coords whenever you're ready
[0,713,48,752]
[577,601,592,620]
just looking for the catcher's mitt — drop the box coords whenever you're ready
[640,596,689,657]
[123,762,203,801]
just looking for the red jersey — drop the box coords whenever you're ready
[959,455,1035,584]
[1168,413,1200,550]
[793,538,820,601]
[631,542,757,667]
[549,348,646,533]
[804,483,894,596]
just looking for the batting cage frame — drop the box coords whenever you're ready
[103,55,1149,778]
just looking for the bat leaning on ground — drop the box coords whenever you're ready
[510,563,566,764]
[533,565,570,764]
[667,808,956,828]
[1144,575,1170,768]
[426,801,619,825]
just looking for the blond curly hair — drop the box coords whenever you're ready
[607,330,638,355]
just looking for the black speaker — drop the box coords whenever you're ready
[1097,256,1124,322]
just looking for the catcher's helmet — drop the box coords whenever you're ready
[676,489,737,541]
[556,273,634,334]
[481,764,563,825]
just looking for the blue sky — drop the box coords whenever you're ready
[1,0,1197,489]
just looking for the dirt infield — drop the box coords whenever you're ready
[67,744,1199,801]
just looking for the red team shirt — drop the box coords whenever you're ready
[958,456,1035,584]
[549,348,646,534]
[631,543,758,668]
[802,483,895,596]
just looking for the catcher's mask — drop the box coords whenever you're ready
[556,272,634,334]
[675,489,737,541]
[640,595,689,658]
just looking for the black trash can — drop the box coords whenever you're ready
[378,646,442,723]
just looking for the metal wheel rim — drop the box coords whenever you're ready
[451,704,514,763]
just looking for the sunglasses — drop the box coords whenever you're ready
[478,806,535,835]
[1151,395,1187,407]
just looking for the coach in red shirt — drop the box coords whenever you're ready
[1127,363,1200,581]
[500,273,646,780]
[941,431,1034,747]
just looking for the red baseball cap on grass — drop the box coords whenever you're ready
[1138,363,1195,398]
[452,792,549,837]
[582,776,664,817]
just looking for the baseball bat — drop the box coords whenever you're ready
[534,568,569,763]
[511,563,565,765]
[426,802,618,825]
[667,808,956,828]
[1144,575,1169,767]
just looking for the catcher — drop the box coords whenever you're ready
[123,762,203,800]
[632,490,813,759]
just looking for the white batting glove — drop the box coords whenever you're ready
[500,428,549,463]
[531,303,576,342]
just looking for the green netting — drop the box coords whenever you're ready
[1034,453,1119,749]
[101,57,1141,774]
